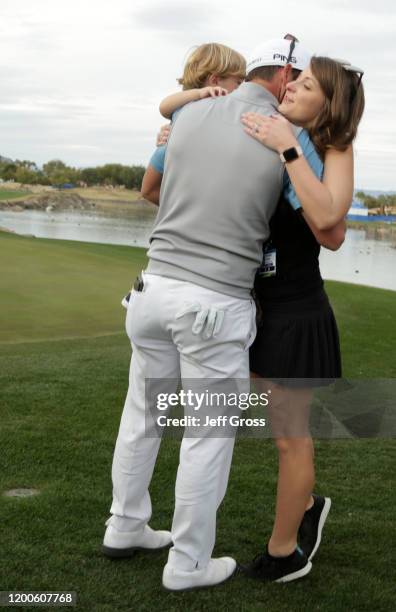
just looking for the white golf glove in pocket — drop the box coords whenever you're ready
[176,302,225,339]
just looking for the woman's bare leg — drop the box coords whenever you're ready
[252,375,314,556]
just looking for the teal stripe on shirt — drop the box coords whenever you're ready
[148,127,324,212]
[284,129,324,211]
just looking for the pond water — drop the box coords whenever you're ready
[1,207,395,291]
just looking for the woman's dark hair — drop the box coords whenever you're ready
[307,56,365,159]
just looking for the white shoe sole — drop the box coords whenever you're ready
[308,497,332,561]
[103,540,171,558]
[162,566,236,592]
[275,560,312,583]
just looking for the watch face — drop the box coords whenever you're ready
[283,147,299,162]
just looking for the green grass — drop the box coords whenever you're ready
[0,232,146,343]
[0,231,395,611]
[0,189,30,200]
[346,220,396,230]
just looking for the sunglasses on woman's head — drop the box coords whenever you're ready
[334,58,364,101]
[334,58,363,78]
[338,60,364,87]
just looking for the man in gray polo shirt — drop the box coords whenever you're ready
[103,38,311,590]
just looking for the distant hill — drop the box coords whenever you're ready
[0,155,13,164]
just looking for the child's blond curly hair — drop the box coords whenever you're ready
[177,43,246,90]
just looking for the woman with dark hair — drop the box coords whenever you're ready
[240,55,365,580]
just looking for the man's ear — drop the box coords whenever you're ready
[206,74,219,86]
[283,64,293,83]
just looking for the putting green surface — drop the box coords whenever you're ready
[0,190,30,200]
[0,232,146,343]
[1,231,395,611]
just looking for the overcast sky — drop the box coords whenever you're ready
[0,0,394,190]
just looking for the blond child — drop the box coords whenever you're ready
[140,42,245,203]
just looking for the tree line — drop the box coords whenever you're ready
[1,160,395,207]
[0,158,145,189]
[356,191,396,214]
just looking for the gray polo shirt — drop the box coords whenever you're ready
[147,82,284,299]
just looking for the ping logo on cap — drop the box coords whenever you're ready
[273,53,297,64]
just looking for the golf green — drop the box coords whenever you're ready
[1,231,395,611]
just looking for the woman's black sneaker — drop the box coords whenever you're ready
[298,495,331,561]
[241,546,312,583]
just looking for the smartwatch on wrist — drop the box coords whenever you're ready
[280,145,303,163]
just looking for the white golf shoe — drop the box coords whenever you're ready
[162,557,237,591]
[103,522,172,558]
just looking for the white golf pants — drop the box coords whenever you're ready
[108,273,256,570]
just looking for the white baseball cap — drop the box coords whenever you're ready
[246,38,311,75]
